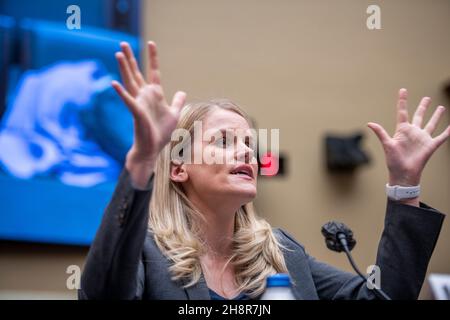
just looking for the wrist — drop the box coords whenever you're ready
[388,173,421,187]
[385,183,421,207]
[125,149,156,190]
[395,197,420,207]
[126,148,157,167]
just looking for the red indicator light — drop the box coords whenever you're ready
[260,152,279,176]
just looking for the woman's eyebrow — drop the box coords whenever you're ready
[214,128,256,143]
[214,128,252,134]
[214,128,235,137]
[205,129,230,143]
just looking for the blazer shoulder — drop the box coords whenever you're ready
[143,230,158,252]
[272,227,307,254]
[141,230,170,261]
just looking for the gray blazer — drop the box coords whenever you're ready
[79,169,445,300]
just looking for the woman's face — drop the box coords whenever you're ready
[177,109,258,207]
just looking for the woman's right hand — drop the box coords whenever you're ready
[112,41,186,189]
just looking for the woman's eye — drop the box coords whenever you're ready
[215,137,230,148]
[245,138,256,151]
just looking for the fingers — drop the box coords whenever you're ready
[367,122,391,145]
[171,91,187,115]
[433,125,450,149]
[120,42,146,87]
[147,41,161,85]
[396,88,409,125]
[111,80,140,116]
[424,105,446,135]
[115,51,139,96]
[412,96,431,127]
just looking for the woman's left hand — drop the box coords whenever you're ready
[368,88,449,192]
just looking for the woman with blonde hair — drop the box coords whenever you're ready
[79,41,448,300]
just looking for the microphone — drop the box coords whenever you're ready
[321,221,392,300]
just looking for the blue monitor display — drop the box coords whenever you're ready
[0,1,140,246]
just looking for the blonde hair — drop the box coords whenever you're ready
[149,99,288,298]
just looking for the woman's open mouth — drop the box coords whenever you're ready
[230,164,254,180]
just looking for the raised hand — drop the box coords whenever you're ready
[112,41,186,189]
[368,89,449,205]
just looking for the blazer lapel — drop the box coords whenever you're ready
[284,248,305,300]
[184,274,211,300]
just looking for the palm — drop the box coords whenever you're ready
[368,89,449,186]
[111,41,186,160]
[387,123,434,180]
[132,85,181,153]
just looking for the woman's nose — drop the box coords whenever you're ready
[235,142,255,164]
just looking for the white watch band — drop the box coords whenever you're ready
[385,183,420,201]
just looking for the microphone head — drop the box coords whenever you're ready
[321,221,356,252]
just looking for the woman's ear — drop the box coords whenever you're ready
[170,161,188,183]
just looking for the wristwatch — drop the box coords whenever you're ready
[385,183,420,201]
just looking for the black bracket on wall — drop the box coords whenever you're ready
[324,132,370,173]
[444,79,450,100]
